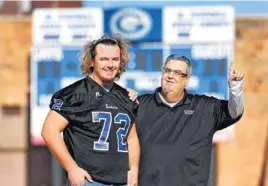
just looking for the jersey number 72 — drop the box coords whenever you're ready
[92,112,131,152]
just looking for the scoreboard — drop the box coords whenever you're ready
[30,6,235,145]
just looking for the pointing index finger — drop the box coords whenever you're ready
[230,60,235,67]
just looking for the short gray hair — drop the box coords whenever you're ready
[164,54,192,75]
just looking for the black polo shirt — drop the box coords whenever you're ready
[136,87,242,186]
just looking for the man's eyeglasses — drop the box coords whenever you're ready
[162,67,188,78]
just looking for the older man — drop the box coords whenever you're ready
[136,55,244,186]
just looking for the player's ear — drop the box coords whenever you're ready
[89,59,94,67]
[88,60,94,74]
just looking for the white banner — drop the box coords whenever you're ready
[32,8,103,46]
[163,6,235,44]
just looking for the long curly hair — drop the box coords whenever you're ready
[80,35,130,78]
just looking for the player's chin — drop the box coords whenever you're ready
[102,75,116,82]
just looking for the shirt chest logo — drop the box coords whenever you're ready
[105,104,118,109]
[95,92,102,98]
[184,110,194,115]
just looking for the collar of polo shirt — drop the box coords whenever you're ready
[154,87,191,107]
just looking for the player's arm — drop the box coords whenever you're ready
[127,123,140,186]
[42,93,92,185]
[41,110,77,172]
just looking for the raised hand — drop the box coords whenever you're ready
[229,60,244,82]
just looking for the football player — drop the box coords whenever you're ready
[42,35,139,186]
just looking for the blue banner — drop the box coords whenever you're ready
[104,8,162,42]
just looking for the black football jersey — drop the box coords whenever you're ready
[49,76,138,184]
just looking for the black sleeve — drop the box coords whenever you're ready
[134,95,146,126]
[125,99,139,123]
[49,91,76,122]
[132,100,139,119]
[214,99,242,131]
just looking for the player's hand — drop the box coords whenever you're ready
[68,166,93,186]
[229,60,244,83]
[127,88,138,101]
[127,168,138,186]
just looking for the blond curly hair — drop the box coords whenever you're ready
[80,35,130,78]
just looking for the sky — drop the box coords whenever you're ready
[83,1,268,16]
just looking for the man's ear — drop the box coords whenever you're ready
[185,76,191,87]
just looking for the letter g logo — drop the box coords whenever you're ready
[110,8,152,40]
